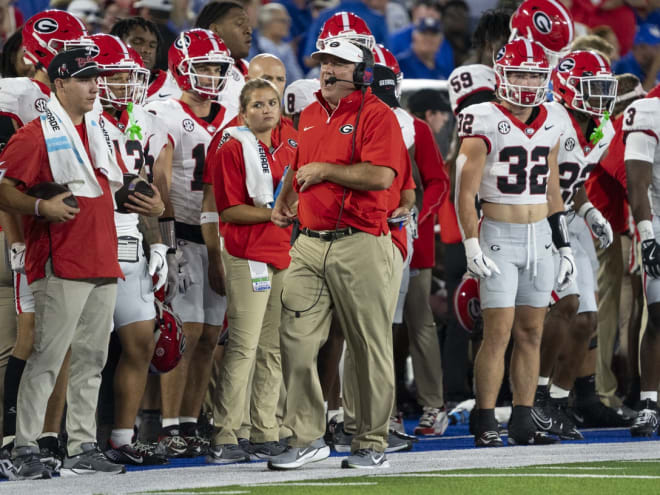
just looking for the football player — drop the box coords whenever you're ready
[456,38,574,446]
[0,10,95,468]
[195,1,252,117]
[533,50,616,440]
[146,28,234,458]
[89,34,170,465]
[110,17,181,103]
[623,82,660,436]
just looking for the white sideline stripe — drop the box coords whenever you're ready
[534,466,625,470]
[378,473,660,479]
[251,482,377,487]
[140,492,250,494]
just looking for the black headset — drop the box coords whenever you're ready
[353,43,374,87]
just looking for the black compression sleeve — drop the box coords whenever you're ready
[548,211,570,249]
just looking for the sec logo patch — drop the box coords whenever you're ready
[182,119,195,132]
[565,137,575,151]
[35,98,48,113]
[498,121,510,134]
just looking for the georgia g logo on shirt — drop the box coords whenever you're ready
[339,124,354,134]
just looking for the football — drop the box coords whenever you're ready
[115,173,155,213]
[26,182,79,208]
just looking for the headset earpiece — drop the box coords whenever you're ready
[353,44,374,86]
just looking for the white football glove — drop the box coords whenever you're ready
[579,202,613,249]
[557,246,577,291]
[164,251,181,303]
[148,243,168,292]
[464,237,500,279]
[10,242,25,274]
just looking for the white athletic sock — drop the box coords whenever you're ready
[110,428,133,447]
[640,391,658,403]
[179,417,197,425]
[538,376,550,386]
[162,417,179,429]
[37,432,58,439]
[549,384,570,399]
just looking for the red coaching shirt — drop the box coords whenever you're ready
[388,145,414,260]
[212,136,295,270]
[584,115,629,234]
[294,88,406,235]
[411,117,450,269]
[0,119,122,284]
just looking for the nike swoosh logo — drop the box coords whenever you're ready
[544,125,554,130]
[373,454,385,463]
[303,126,315,131]
[599,142,607,148]
[531,408,553,430]
[545,243,552,249]
[158,93,172,98]
[123,452,144,464]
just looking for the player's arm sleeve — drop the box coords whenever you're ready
[625,131,657,164]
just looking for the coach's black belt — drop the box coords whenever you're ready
[301,226,363,241]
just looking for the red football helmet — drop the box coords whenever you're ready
[552,50,617,117]
[23,10,95,69]
[495,38,551,107]
[90,34,150,110]
[454,276,481,333]
[151,300,186,374]
[316,12,376,51]
[510,0,574,67]
[373,44,402,97]
[169,28,233,99]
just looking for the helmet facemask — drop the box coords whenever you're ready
[570,75,617,117]
[98,66,150,110]
[497,66,550,107]
[180,58,232,99]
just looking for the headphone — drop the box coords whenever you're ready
[353,43,374,87]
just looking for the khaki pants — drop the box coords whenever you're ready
[0,233,17,435]
[15,261,116,455]
[596,233,624,407]
[213,251,285,444]
[280,232,395,452]
[404,268,444,408]
[343,247,404,434]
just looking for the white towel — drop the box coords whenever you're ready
[222,126,273,207]
[40,96,123,198]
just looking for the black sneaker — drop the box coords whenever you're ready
[183,434,209,457]
[328,422,352,453]
[473,409,503,447]
[550,398,583,440]
[475,430,504,447]
[13,451,52,480]
[37,435,63,473]
[572,398,635,427]
[105,440,168,465]
[630,399,659,437]
[509,405,560,446]
[155,428,188,458]
[531,386,565,439]
[245,441,287,460]
[61,443,126,476]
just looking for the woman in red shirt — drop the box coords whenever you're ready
[208,78,295,462]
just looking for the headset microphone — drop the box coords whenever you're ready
[326,76,363,85]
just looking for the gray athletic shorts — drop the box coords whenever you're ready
[551,214,598,314]
[479,217,554,309]
[644,217,660,304]
[114,243,156,329]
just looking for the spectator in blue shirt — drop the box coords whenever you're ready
[397,18,453,79]
[614,23,660,91]
[253,3,304,83]
[388,0,442,55]
[301,0,388,69]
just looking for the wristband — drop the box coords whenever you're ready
[158,217,176,252]
[577,201,595,218]
[200,212,219,224]
[548,211,570,249]
[638,219,655,243]
[34,198,42,217]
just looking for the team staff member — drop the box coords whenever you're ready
[0,48,126,478]
[207,79,295,463]
[270,39,406,470]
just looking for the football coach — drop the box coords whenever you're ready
[270,39,407,470]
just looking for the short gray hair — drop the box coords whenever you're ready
[257,3,288,30]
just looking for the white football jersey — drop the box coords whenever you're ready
[548,102,615,208]
[448,64,496,115]
[623,97,660,215]
[457,101,563,205]
[393,107,415,150]
[0,77,50,126]
[145,98,236,225]
[217,60,248,117]
[146,70,182,104]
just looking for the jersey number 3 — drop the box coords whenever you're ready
[497,146,550,195]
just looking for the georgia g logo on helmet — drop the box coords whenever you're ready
[34,18,58,34]
[174,34,191,51]
[533,11,552,34]
[557,58,576,72]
